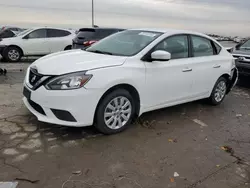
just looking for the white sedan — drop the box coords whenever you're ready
[23,28,238,134]
[0,27,75,62]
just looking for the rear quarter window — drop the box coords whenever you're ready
[213,42,222,54]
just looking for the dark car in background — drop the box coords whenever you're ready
[232,38,250,76]
[72,27,124,49]
[0,27,25,39]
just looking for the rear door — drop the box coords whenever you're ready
[47,29,72,52]
[188,35,225,97]
[144,34,195,108]
[22,29,49,55]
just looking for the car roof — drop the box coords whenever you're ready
[29,27,75,32]
[130,28,209,37]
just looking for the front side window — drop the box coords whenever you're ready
[27,29,46,39]
[47,29,71,38]
[191,36,214,57]
[154,35,189,59]
[86,30,162,56]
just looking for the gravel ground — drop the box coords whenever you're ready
[0,62,250,188]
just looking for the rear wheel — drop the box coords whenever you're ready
[3,46,22,62]
[209,77,228,105]
[95,89,135,134]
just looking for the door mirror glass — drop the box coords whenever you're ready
[151,50,171,61]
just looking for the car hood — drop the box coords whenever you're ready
[31,50,127,75]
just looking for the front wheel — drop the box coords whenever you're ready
[95,89,135,134]
[208,77,228,105]
[3,46,22,62]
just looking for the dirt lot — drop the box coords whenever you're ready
[0,62,250,188]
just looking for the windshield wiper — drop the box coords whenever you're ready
[88,50,113,55]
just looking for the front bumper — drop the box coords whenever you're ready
[23,85,103,127]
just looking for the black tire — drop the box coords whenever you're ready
[0,56,7,62]
[3,46,22,62]
[64,45,72,50]
[95,89,135,135]
[208,77,228,105]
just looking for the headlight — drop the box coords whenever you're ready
[45,71,92,90]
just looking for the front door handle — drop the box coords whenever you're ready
[182,68,192,72]
[213,65,221,68]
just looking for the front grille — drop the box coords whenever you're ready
[28,99,46,116]
[29,68,43,87]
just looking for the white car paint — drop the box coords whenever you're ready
[23,28,237,129]
[0,27,75,56]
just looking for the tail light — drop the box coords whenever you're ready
[83,40,97,46]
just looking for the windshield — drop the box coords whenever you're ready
[86,30,162,56]
[16,28,32,37]
[239,39,250,50]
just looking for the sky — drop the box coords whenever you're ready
[0,0,249,36]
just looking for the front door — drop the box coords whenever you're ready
[22,29,50,55]
[143,35,195,110]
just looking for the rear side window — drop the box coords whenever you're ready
[191,35,214,57]
[47,29,71,38]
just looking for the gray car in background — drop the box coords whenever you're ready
[232,39,250,76]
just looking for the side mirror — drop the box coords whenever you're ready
[151,50,171,61]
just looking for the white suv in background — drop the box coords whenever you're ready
[0,27,75,62]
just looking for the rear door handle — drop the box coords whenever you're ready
[182,68,192,72]
[213,65,221,68]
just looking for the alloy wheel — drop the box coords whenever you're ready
[104,96,132,130]
[214,80,227,102]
